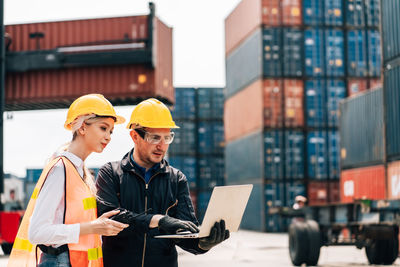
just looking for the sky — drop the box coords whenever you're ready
[3,0,241,177]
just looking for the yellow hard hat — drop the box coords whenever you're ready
[64,94,126,130]
[127,98,179,129]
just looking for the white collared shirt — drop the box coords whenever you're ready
[28,151,84,246]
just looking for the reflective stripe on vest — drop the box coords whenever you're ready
[7,157,103,267]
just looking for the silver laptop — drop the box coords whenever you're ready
[155,184,253,239]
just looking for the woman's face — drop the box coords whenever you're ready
[82,117,115,153]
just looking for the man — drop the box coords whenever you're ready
[293,195,307,210]
[4,189,23,211]
[96,98,229,267]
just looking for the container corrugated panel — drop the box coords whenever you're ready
[339,88,384,168]
[263,28,282,77]
[329,181,340,203]
[286,180,306,207]
[285,131,305,179]
[385,64,400,159]
[224,0,281,56]
[198,158,213,190]
[171,88,196,120]
[225,79,263,143]
[303,0,324,26]
[212,157,225,187]
[347,78,368,96]
[325,0,343,26]
[211,88,224,120]
[198,121,213,154]
[388,161,400,199]
[307,131,328,180]
[327,79,346,127]
[226,131,263,183]
[381,0,400,63]
[6,16,149,52]
[340,165,386,203]
[328,130,340,179]
[346,0,365,27]
[197,87,212,119]
[212,122,225,155]
[265,181,287,232]
[347,30,368,77]
[304,29,324,77]
[282,0,302,26]
[306,80,326,127]
[365,0,380,27]
[283,28,303,77]
[168,156,197,189]
[325,29,345,77]
[264,131,284,179]
[308,181,339,205]
[263,79,283,127]
[367,30,381,77]
[369,78,382,89]
[168,121,196,155]
[284,79,304,127]
[6,17,174,106]
[226,28,262,98]
[240,181,263,231]
[26,169,43,183]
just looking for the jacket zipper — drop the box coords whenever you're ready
[141,172,160,267]
[165,199,178,215]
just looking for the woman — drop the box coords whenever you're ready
[8,94,129,267]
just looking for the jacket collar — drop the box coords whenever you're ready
[121,148,169,174]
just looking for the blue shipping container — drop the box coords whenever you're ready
[197,190,212,222]
[264,131,283,179]
[347,30,368,77]
[285,131,305,179]
[325,29,345,77]
[212,122,225,155]
[305,29,324,77]
[240,182,263,231]
[198,121,213,154]
[327,79,346,127]
[169,121,196,155]
[265,182,287,232]
[328,131,340,179]
[283,28,303,77]
[168,156,197,188]
[263,28,282,77]
[172,88,196,120]
[286,180,306,207]
[303,0,324,25]
[365,0,380,27]
[325,0,343,26]
[346,0,365,27]
[367,30,381,77]
[211,88,224,120]
[381,0,400,63]
[26,169,43,183]
[198,158,212,189]
[197,88,212,119]
[306,80,326,127]
[307,131,328,179]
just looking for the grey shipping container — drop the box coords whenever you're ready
[384,63,400,160]
[381,0,400,64]
[225,131,264,183]
[339,87,384,169]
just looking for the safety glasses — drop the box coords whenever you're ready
[135,128,175,145]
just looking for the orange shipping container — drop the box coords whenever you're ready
[281,0,302,26]
[5,17,174,108]
[284,79,304,127]
[263,79,283,127]
[225,0,281,56]
[340,165,386,203]
[387,161,400,199]
[307,181,340,206]
[347,79,368,97]
[369,78,383,89]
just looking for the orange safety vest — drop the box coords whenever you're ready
[7,157,103,267]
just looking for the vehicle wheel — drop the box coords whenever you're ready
[289,221,308,266]
[366,237,398,265]
[305,220,321,266]
[382,237,399,265]
[1,242,13,255]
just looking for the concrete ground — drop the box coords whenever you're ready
[2,230,400,266]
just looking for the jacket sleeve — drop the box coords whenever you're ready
[173,171,208,254]
[96,162,153,236]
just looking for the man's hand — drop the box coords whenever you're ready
[198,220,230,250]
[158,215,199,234]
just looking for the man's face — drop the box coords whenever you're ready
[130,128,171,168]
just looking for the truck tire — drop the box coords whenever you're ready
[1,242,13,255]
[305,220,321,266]
[366,237,398,265]
[382,237,398,265]
[289,221,308,266]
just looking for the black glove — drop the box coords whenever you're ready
[158,215,199,234]
[109,208,133,224]
[198,220,230,251]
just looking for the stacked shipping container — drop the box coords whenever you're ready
[169,87,225,220]
[225,0,381,232]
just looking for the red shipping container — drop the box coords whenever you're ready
[263,79,283,127]
[369,78,382,89]
[340,165,386,203]
[308,181,341,205]
[284,79,304,127]
[281,0,302,26]
[5,17,174,108]
[347,79,368,97]
[329,181,340,203]
[225,0,281,56]
[387,161,400,199]
[224,79,264,142]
